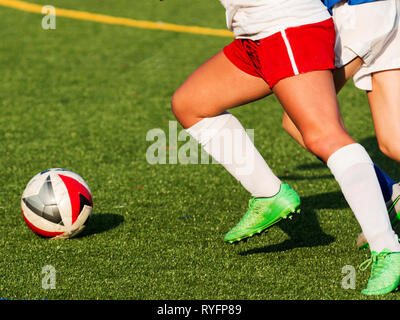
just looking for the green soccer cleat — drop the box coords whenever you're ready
[360,249,400,295]
[224,183,301,244]
[357,182,400,250]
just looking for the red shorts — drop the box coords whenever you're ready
[223,18,336,88]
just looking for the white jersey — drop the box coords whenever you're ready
[218,0,331,40]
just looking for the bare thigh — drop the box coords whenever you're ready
[367,69,400,161]
[274,70,355,162]
[171,51,272,128]
[281,57,363,151]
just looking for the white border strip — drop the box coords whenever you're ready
[281,30,299,75]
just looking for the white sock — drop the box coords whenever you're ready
[327,143,400,253]
[186,112,281,197]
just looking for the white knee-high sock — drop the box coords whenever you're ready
[327,143,400,252]
[186,112,282,197]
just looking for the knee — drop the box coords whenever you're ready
[171,87,227,128]
[302,129,354,161]
[171,89,188,121]
[378,139,400,163]
[302,133,329,158]
[171,87,207,127]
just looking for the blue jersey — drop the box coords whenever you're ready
[322,0,378,10]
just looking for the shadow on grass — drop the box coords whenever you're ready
[77,213,124,238]
[239,191,346,255]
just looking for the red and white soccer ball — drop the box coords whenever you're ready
[21,168,93,239]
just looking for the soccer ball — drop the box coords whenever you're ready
[21,168,93,239]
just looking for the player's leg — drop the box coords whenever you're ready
[364,0,400,164]
[282,58,399,248]
[354,83,400,249]
[367,69,400,162]
[354,8,400,250]
[275,70,352,161]
[171,50,300,243]
[276,69,400,295]
[172,51,271,129]
[273,69,400,254]
[281,57,363,149]
[172,50,281,197]
[365,69,400,225]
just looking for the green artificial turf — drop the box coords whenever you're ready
[1,0,399,300]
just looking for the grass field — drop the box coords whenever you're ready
[1,0,400,301]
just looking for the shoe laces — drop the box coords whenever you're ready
[359,250,392,278]
[233,198,262,228]
[248,197,257,209]
[247,197,263,214]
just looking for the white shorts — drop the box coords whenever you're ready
[333,0,400,90]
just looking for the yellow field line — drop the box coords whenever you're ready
[0,0,234,38]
